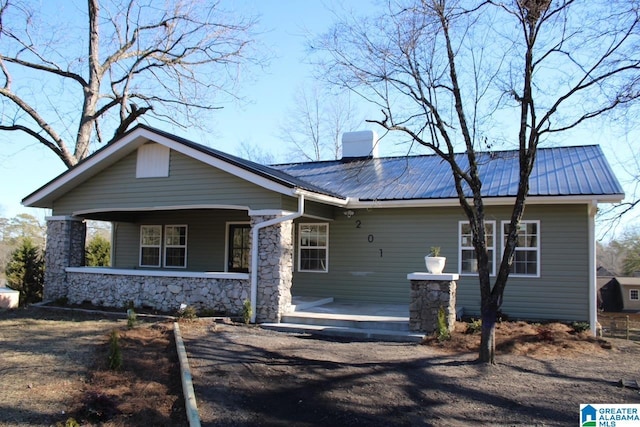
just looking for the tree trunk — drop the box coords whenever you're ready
[479,299,498,364]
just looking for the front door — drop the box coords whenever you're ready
[228,224,250,273]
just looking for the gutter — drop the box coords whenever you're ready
[588,201,598,336]
[250,193,305,323]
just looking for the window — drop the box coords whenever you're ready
[459,221,495,275]
[631,289,639,301]
[140,225,162,267]
[502,220,539,277]
[164,225,187,268]
[298,223,328,272]
[139,225,187,268]
[227,223,250,273]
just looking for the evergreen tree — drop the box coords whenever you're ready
[6,238,44,305]
[86,235,111,267]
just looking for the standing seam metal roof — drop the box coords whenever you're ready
[271,145,623,201]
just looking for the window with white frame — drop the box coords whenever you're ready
[502,220,539,276]
[140,225,162,267]
[298,223,328,272]
[459,221,495,275]
[164,225,187,268]
[139,225,187,268]
[631,289,639,301]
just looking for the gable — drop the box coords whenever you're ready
[51,149,288,216]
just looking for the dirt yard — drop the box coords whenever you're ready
[1,306,639,426]
[0,307,185,427]
[180,320,640,427]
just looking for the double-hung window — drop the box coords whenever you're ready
[298,223,328,272]
[164,225,187,268]
[459,221,495,275]
[139,225,187,268]
[502,220,539,277]
[140,225,162,267]
[630,289,639,301]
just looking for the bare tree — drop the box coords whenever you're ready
[314,0,640,363]
[280,85,363,161]
[0,0,261,167]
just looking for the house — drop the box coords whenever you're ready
[23,125,624,328]
[600,277,640,312]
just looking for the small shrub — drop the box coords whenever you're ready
[436,306,450,341]
[56,417,80,427]
[107,329,122,370]
[466,318,482,334]
[571,321,590,334]
[126,309,137,329]
[176,304,197,320]
[242,299,252,324]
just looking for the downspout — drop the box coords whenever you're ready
[588,201,598,336]
[250,193,305,323]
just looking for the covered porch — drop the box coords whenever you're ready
[44,203,302,323]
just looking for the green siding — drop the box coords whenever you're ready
[52,149,287,215]
[113,210,250,271]
[292,204,591,322]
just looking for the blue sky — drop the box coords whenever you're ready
[0,0,637,237]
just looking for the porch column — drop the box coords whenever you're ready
[250,213,294,322]
[407,273,458,333]
[43,216,86,301]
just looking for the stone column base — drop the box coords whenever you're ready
[407,273,458,333]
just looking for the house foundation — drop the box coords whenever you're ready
[407,273,458,333]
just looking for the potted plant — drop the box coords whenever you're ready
[425,246,446,274]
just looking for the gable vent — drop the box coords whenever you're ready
[136,143,170,178]
[342,130,379,159]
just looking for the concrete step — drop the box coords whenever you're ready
[281,312,410,332]
[260,322,425,343]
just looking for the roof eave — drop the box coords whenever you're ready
[346,193,625,209]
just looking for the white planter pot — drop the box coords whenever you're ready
[425,256,446,274]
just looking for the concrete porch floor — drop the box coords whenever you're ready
[260,296,423,342]
[289,296,409,320]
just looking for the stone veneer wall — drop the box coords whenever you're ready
[409,279,456,333]
[66,271,250,314]
[251,215,294,323]
[44,217,86,301]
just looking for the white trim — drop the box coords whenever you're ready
[297,222,329,273]
[347,195,623,209]
[294,189,349,207]
[163,224,188,268]
[65,267,249,280]
[501,220,541,278]
[458,221,496,277]
[407,273,460,281]
[224,221,250,273]
[630,289,639,301]
[248,209,294,216]
[74,204,249,217]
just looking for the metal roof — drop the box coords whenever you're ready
[272,145,624,201]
